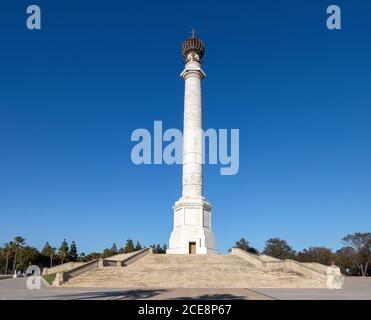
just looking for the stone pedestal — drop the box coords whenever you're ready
[167,198,217,254]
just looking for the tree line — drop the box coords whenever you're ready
[233,232,371,277]
[0,237,167,274]
[1,233,369,276]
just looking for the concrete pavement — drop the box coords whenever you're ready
[0,277,369,300]
[254,277,371,300]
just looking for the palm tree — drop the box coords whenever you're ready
[11,236,25,274]
[2,242,14,274]
[47,247,56,267]
[41,242,56,267]
[58,239,69,265]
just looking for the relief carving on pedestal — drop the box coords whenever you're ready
[182,174,203,195]
[182,174,202,185]
[183,184,202,195]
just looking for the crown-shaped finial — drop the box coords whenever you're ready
[182,29,205,63]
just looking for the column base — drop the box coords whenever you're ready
[167,197,217,255]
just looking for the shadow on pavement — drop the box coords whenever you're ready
[45,289,169,300]
[169,293,246,300]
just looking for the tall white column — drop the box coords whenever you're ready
[181,60,205,199]
[167,33,217,255]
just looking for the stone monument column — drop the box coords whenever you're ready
[181,58,204,199]
[167,31,217,254]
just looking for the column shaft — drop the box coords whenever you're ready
[181,62,205,198]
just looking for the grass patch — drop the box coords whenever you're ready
[0,276,12,281]
[42,273,56,285]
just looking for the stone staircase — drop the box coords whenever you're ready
[62,253,326,288]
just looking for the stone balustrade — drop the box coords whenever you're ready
[230,248,265,267]
[42,262,86,275]
[52,248,152,286]
[231,247,327,282]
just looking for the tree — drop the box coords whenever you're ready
[151,243,167,254]
[118,247,124,254]
[342,232,371,277]
[69,241,78,262]
[2,242,14,274]
[234,238,249,251]
[335,246,355,275]
[102,249,113,258]
[77,252,86,262]
[233,238,259,255]
[123,239,135,253]
[41,242,56,267]
[156,244,162,253]
[58,239,69,264]
[83,252,101,262]
[18,246,40,271]
[296,247,334,265]
[102,249,112,259]
[111,243,118,254]
[101,243,120,259]
[12,236,25,274]
[247,247,259,255]
[263,238,296,259]
[134,241,142,251]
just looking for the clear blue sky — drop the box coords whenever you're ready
[1,0,370,254]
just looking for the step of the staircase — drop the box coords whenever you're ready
[62,254,325,288]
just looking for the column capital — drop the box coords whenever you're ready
[180,61,206,80]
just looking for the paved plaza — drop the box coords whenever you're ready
[0,277,369,300]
